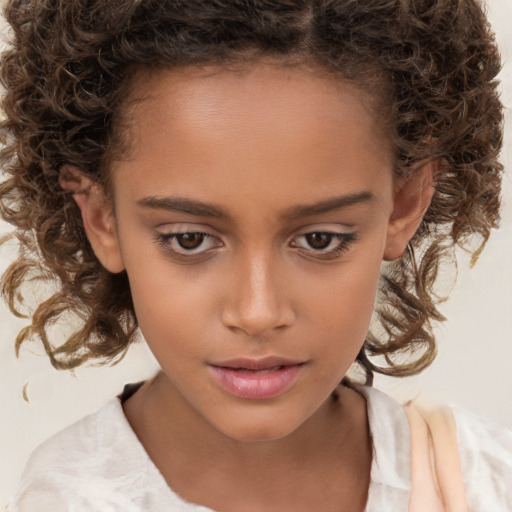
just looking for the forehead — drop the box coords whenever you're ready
[125,61,387,149]
[111,62,393,211]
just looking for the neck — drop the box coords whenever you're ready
[123,372,371,511]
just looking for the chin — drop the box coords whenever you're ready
[211,414,302,443]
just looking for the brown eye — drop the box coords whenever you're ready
[290,230,357,260]
[176,233,205,250]
[156,230,223,258]
[305,233,333,250]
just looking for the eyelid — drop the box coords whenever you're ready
[292,223,356,238]
[293,221,355,232]
[155,222,218,233]
[154,223,224,244]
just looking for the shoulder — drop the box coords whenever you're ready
[5,397,173,512]
[355,385,512,509]
[452,406,512,509]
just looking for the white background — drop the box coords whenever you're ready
[1,0,511,505]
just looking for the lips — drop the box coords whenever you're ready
[209,357,305,400]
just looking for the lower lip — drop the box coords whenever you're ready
[209,364,304,400]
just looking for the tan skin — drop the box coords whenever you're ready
[62,61,435,511]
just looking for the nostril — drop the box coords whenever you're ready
[221,299,294,337]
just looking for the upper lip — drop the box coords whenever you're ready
[210,356,305,371]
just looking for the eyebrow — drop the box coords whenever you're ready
[280,191,374,220]
[137,196,229,218]
[137,191,373,219]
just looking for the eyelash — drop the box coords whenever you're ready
[154,231,221,258]
[154,230,357,260]
[290,232,357,260]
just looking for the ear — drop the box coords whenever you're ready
[60,166,125,273]
[383,161,437,261]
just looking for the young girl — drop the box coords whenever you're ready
[1,0,511,510]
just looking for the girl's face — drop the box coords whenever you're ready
[81,62,432,441]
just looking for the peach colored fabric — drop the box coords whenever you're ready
[407,405,469,512]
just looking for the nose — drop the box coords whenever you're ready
[221,251,295,337]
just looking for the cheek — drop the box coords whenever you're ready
[122,254,216,360]
[302,250,383,318]
[297,256,383,357]
[131,273,207,325]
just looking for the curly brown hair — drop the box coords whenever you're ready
[0,0,503,384]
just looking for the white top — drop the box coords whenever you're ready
[5,386,512,511]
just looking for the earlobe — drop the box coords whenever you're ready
[383,161,437,261]
[60,166,125,273]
